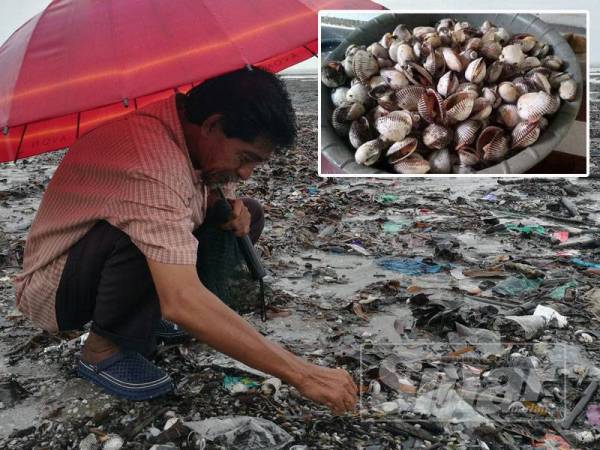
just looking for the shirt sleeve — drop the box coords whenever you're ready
[106,170,198,265]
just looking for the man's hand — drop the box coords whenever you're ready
[293,364,358,415]
[221,199,250,237]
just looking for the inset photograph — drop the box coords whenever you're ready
[319,12,588,175]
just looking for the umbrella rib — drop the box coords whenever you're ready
[13,124,27,163]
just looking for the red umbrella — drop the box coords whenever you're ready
[0,0,382,162]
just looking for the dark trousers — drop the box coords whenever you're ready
[55,198,264,355]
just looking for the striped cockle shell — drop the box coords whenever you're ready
[349,117,373,149]
[413,26,436,40]
[470,98,493,120]
[480,41,502,60]
[343,57,355,78]
[388,40,402,63]
[367,42,389,59]
[424,50,446,78]
[521,56,542,71]
[380,68,409,90]
[542,55,563,71]
[369,105,390,123]
[352,50,379,84]
[331,87,349,107]
[396,43,416,66]
[379,32,394,49]
[437,71,459,98]
[386,137,418,164]
[454,120,481,149]
[418,88,447,125]
[559,78,577,101]
[511,121,541,149]
[500,44,525,66]
[331,105,352,136]
[498,81,519,103]
[497,104,520,129]
[517,91,557,122]
[428,148,453,173]
[345,44,362,58]
[486,60,504,83]
[321,62,347,88]
[393,24,412,43]
[369,85,397,111]
[396,86,426,111]
[457,146,482,166]
[465,57,487,83]
[422,123,452,149]
[346,83,369,104]
[444,91,476,122]
[529,73,551,94]
[482,87,500,108]
[355,139,384,166]
[513,77,534,96]
[402,62,433,86]
[375,110,413,142]
[441,47,463,72]
[392,153,431,174]
[477,126,509,162]
[457,82,480,96]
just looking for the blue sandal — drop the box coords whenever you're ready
[78,351,174,401]
[155,319,190,344]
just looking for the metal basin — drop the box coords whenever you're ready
[320,13,584,174]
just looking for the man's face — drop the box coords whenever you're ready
[181,113,273,187]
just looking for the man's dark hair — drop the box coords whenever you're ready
[184,67,297,151]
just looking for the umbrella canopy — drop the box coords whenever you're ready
[0,0,382,162]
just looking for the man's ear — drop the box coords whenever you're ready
[200,114,223,137]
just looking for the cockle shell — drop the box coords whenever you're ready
[441,47,463,72]
[458,49,478,70]
[454,119,481,148]
[497,104,520,129]
[424,50,446,78]
[392,153,430,174]
[482,87,500,108]
[352,50,379,84]
[470,98,492,120]
[321,62,347,88]
[396,86,426,111]
[349,117,372,149]
[396,43,416,66]
[331,87,349,107]
[529,72,551,94]
[437,71,459,98]
[418,88,447,124]
[559,78,577,101]
[413,26,436,40]
[402,61,433,86]
[500,44,525,66]
[331,105,352,136]
[542,55,563,71]
[386,137,418,164]
[549,71,572,88]
[422,123,451,149]
[514,35,537,52]
[511,121,541,149]
[465,37,482,51]
[486,60,504,83]
[388,40,402,63]
[480,41,502,60]
[355,139,383,166]
[380,68,409,90]
[444,91,476,122]
[346,83,369,104]
[428,148,453,173]
[376,110,412,141]
[379,32,394,49]
[517,91,557,122]
[369,85,397,111]
[498,81,519,103]
[457,146,481,166]
[477,126,509,161]
[368,42,389,59]
[465,57,487,83]
[521,56,542,71]
[513,77,533,96]
[393,24,412,43]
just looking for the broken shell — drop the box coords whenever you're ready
[517,91,557,122]
[386,137,418,164]
[454,120,481,148]
[465,57,487,83]
[511,121,541,149]
[380,68,409,90]
[330,87,349,107]
[500,44,525,66]
[497,104,520,129]
[349,117,372,149]
[355,139,383,166]
[392,153,431,174]
[376,110,413,142]
[441,47,463,72]
[559,78,577,101]
[396,86,426,111]
[428,148,453,173]
[353,50,379,84]
[437,71,459,98]
[457,146,481,166]
[498,81,519,103]
[321,61,347,88]
[444,91,476,122]
[418,88,447,125]
[346,83,369,104]
[422,123,451,149]
[477,126,509,162]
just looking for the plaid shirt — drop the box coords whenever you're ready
[12,95,228,332]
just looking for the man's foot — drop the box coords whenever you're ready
[78,350,174,401]
[155,319,190,345]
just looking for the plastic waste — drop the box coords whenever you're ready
[184,416,293,450]
[505,223,545,235]
[493,315,546,339]
[449,323,504,358]
[533,305,568,328]
[481,193,497,202]
[377,193,400,204]
[549,281,577,300]
[570,258,600,270]
[382,220,410,233]
[223,375,260,394]
[414,383,490,425]
[552,231,569,243]
[587,404,600,427]
[492,276,542,297]
[376,257,442,275]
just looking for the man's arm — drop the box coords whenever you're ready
[147,259,358,414]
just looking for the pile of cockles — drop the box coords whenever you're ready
[322,18,579,174]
